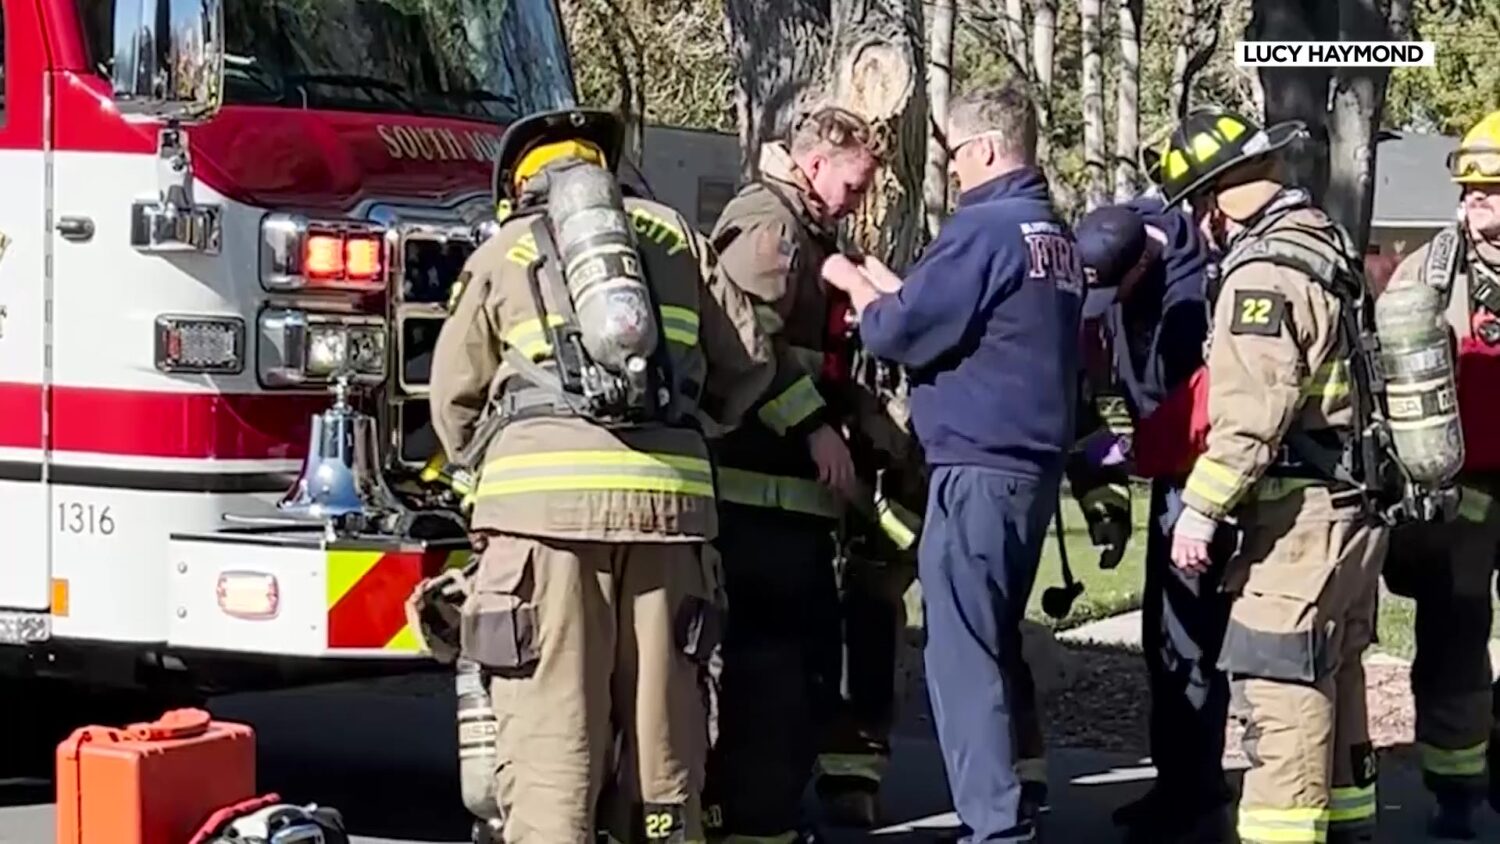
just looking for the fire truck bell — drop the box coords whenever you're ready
[278,371,410,533]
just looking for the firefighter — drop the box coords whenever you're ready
[700,104,878,843]
[1159,106,1390,844]
[428,106,777,844]
[1070,200,1236,843]
[1378,108,1500,839]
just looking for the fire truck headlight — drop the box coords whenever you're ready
[258,309,386,387]
[306,321,386,378]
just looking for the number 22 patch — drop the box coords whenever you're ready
[1229,289,1287,336]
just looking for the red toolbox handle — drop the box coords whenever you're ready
[125,707,212,741]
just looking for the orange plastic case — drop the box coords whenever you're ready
[56,708,256,844]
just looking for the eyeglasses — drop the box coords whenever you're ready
[943,129,1011,160]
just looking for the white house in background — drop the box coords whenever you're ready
[623,124,741,233]
[1370,130,1463,259]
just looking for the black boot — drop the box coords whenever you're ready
[1489,736,1500,814]
[815,774,880,829]
[1427,791,1478,840]
[1020,780,1050,823]
[1117,788,1234,844]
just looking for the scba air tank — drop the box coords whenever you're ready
[1374,279,1466,487]
[456,658,502,831]
[547,162,659,410]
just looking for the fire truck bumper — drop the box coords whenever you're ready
[166,528,469,660]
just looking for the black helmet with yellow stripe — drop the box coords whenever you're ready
[493,107,625,206]
[1145,106,1306,205]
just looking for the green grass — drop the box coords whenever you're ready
[1025,484,1151,630]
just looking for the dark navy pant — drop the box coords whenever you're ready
[920,464,1060,842]
[1142,480,1234,807]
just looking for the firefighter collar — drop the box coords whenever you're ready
[757,142,837,238]
[1225,186,1312,252]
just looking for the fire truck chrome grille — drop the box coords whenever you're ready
[401,236,476,305]
[390,225,478,469]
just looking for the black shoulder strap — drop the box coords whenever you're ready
[1421,223,1465,306]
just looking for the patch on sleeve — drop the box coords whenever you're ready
[446,270,472,314]
[755,224,797,274]
[1228,289,1287,336]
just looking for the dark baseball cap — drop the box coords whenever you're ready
[1076,205,1149,319]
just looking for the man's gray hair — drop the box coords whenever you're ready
[948,82,1037,162]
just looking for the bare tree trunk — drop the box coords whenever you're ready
[925,0,956,237]
[1113,0,1142,201]
[724,0,832,183]
[1326,0,1409,251]
[588,0,646,163]
[1080,0,1106,210]
[1170,0,1221,118]
[1031,0,1058,168]
[1250,0,1335,200]
[830,0,928,270]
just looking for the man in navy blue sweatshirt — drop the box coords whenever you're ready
[824,83,1083,843]
[1070,201,1238,843]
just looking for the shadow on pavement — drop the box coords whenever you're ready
[208,673,473,843]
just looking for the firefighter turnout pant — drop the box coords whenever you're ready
[466,533,721,844]
[704,500,841,842]
[1219,486,1388,844]
[1383,479,1500,801]
[815,551,914,805]
[1143,481,1235,810]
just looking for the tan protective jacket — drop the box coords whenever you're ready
[708,143,841,517]
[1387,234,1500,341]
[1181,204,1361,521]
[430,193,775,543]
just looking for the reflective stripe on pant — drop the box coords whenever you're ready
[920,465,1060,841]
[1143,481,1234,807]
[1384,479,1500,797]
[704,503,839,840]
[475,535,716,844]
[1219,491,1388,844]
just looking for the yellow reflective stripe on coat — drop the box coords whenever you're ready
[1327,785,1377,825]
[717,467,839,518]
[1237,805,1329,843]
[757,374,825,435]
[1184,456,1249,513]
[875,493,921,550]
[1419,740,1489,777]
[1459,485,1493,522]
[1080,483,1129,514]
[477,450,715,499]
[816,752,888,782]
[659,304,700,347]
[1301,360,1350,400]
[504,315,566,360]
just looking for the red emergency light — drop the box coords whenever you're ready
[303,231,385,288]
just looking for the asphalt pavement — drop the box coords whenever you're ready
[3,670,1498,843]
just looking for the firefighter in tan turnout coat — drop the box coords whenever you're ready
[429,107,776,844]
[1157,107,1389,844]
[1380,108,1500,839]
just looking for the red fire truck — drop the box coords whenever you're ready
[0,0,742,763]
